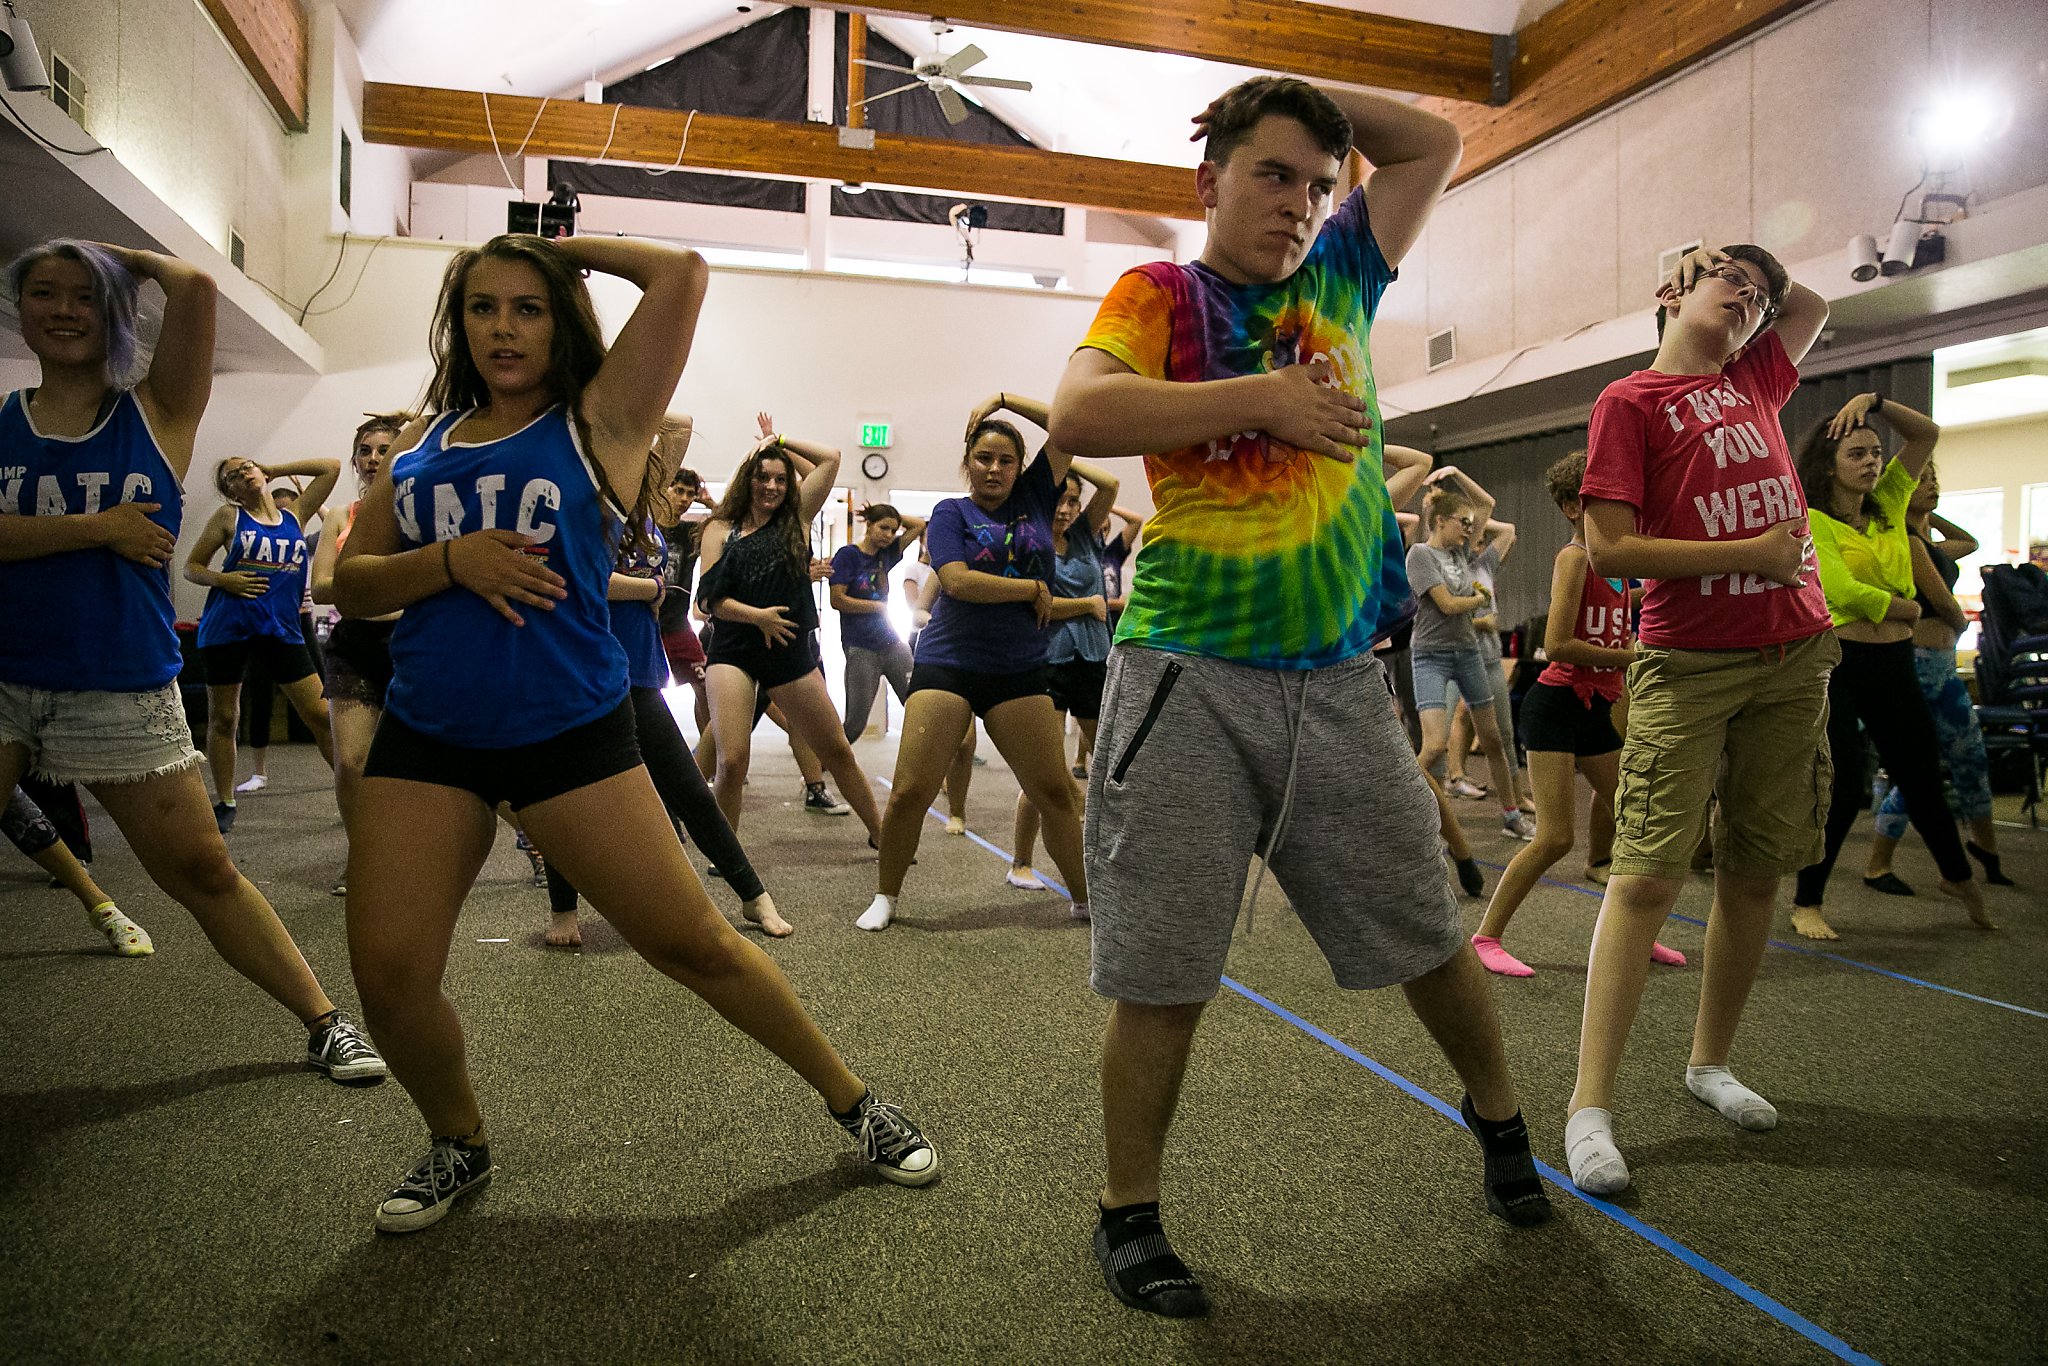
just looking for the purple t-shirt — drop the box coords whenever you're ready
[831,539,904,652]
[916,452,1058,673]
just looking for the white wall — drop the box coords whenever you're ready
[1934,415,2048,563]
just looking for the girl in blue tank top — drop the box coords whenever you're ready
[185,454,342,829]
[1,237,384,1080]
[332,233,936,1233]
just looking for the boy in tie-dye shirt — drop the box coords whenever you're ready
[1051,76,1549,1320]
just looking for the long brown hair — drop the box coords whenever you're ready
[1794,419,1889,530]
[422,234,663,556]
[711,446,811,576]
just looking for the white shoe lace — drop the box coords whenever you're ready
[852,1100,923,1164]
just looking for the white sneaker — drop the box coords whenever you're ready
[856,894,896,932]
[1502,812,1537,842]
[234,774,268,794]
[1445,776,1486,800]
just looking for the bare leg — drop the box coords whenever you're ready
[984,695,1087,903]
[766,703,827,788]
[877,691,973,896]
[91,766,334,1022]
[1469,703,1523,813]
[1401,947,1520,1119]
[1427,771,1472,861]
[1447,701,1475,785]
[280,674,336,767]
[205,683,243,803]
[329,700,382,834]
[1863,831,1902,880]
[768,671,885,840]
[1011,708,1072,875]
[1689,871,1777,1068]
[1476,750,1581,941]
[1416,707,1453,788]
[1100,999,1205,1207]
[706,664,759,831]
[1568,872,1683,1116]
[944,724,976,829]
[26,835,116,913]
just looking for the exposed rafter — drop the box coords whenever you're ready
[1424,0,1823,185]
[198,0,307,130]
[361,84,1201,220]
[806,1,1504,104]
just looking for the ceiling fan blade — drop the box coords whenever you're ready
[853,82,922,110]
[855,59,917,74]
[939,43,987,78]
[956,74,1032,91]
[934,84,971,125]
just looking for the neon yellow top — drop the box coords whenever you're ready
[1807,457,1917,626]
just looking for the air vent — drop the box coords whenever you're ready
[50,53,90,132]
[1426,326,1457,371]
[1657,239,1702,282]
[228,226,245,273]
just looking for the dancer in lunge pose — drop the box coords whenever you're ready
[1007,458,1121,891]
[697,415,884,840]
[1470,452,1684,977]
[1565,243,1833,1196]
[1863,464,2012,890]
[832,503,926,744]
[0,238,385,1084]
[4,785,150,955]
[1787,395,1990,937]
[187,454,342,831]
[1052,79,1547,1319]
[337,233,934,1233]
[859,393,1091,930]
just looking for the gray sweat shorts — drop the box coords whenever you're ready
[1085,644,1463,1004]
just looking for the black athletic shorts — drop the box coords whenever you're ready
[323,619,396,707]
[362,698,641,810]
[200,636,317,687]
[1518,680,1622,757]
[706,627,822,691]
[907,662,1050,719]
[1045,657,1108,721]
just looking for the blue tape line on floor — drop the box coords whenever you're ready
[1220,979,1881,1366]
[890,784,1879,1363]
[1476,858,2047,1021]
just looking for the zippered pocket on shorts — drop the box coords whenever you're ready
[1111,660,1183,784]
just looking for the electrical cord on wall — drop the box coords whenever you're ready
[0,89,108,158]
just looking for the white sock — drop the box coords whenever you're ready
[1565,1107,1630,1195]
[1685,1065,1778,1131]
[1069,900,1089,921]
[1006,867,1046,891]
[856,893,896,932]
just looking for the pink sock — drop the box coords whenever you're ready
[1470,934,1534,977]
[1649,940,1687,967]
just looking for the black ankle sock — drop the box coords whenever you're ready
[1094,1202,1210,1318]
[829,1090,871,1127]
[1967,842,2013,886]
[1461,1095,1552,1228]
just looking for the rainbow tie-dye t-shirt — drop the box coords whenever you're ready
[1076,187,1411,670]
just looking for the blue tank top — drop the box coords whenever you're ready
[0,389,184,692]
[384,406,628,746]
[609,521,670,690]
[195,505,308,647]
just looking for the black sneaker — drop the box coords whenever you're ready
[832,1092,939,1186]
[374,1137,494,1233]
[307,1011,389,1082]
[804,783,852,816]
[213,802,237,835]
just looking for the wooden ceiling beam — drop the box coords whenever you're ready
[1423,0,1822,185]
[197,0,307,130]
[361,83,1202,221]
[809,2,1504,105]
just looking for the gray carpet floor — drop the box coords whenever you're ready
[3,723,2043,1365]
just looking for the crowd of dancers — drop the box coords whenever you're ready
[2,73,2015,1318]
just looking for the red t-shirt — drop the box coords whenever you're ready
[1538,554,1630,702]
[1581,330,1830,650]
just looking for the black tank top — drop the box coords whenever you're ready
[1911,531,1959,617]
[706,520,818,631]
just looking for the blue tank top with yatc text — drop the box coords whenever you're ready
[196,505,309,646]
[384,406,628,747]
[0,389,184,692]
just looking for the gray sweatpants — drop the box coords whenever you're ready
[842,640,914,744]
[1086,645,1463,1004]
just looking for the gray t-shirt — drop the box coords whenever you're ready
[1406,541,1483,653]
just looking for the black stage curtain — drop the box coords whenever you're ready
[548,10,1061,235]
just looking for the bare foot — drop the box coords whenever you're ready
[1941,879,1998,930]
[545,911,582,948]
[944,815,966,836]
[743,893,795,938]
[1789,905,1838,941]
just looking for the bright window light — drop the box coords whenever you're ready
[827,257,1060,290]
[696,246,804,271]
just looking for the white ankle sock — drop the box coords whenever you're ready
[1069,900,1089,921]
[856,893,896,932]
[1006,867,1046,891]
[1685,1065,1778,1131]
[1565,1107,1630,1195]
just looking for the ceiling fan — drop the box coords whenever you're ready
[853,20,1033,125]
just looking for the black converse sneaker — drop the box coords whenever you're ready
[831,1092,939,1186]
[804,782,852,816]
[307,1012,388,1082]
[374,1137,494,1233]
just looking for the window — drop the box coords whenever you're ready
[1940,486,2004,603]
[2023,483,2048,561]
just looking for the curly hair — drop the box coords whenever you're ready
[1202,76,1351,168]
[711,446,811,578]
[1543,450,1589,509]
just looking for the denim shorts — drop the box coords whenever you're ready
[1410,648,1495,712]
[0,679,202,785]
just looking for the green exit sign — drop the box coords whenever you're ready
[859,422,893,449]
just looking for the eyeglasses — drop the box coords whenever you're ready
[1699,264,1776,319]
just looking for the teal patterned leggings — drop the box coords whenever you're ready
[1873,645,1992,838]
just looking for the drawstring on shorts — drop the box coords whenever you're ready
[1239,670,1312,938]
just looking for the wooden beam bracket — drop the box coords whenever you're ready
[1490,34,1516,107]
